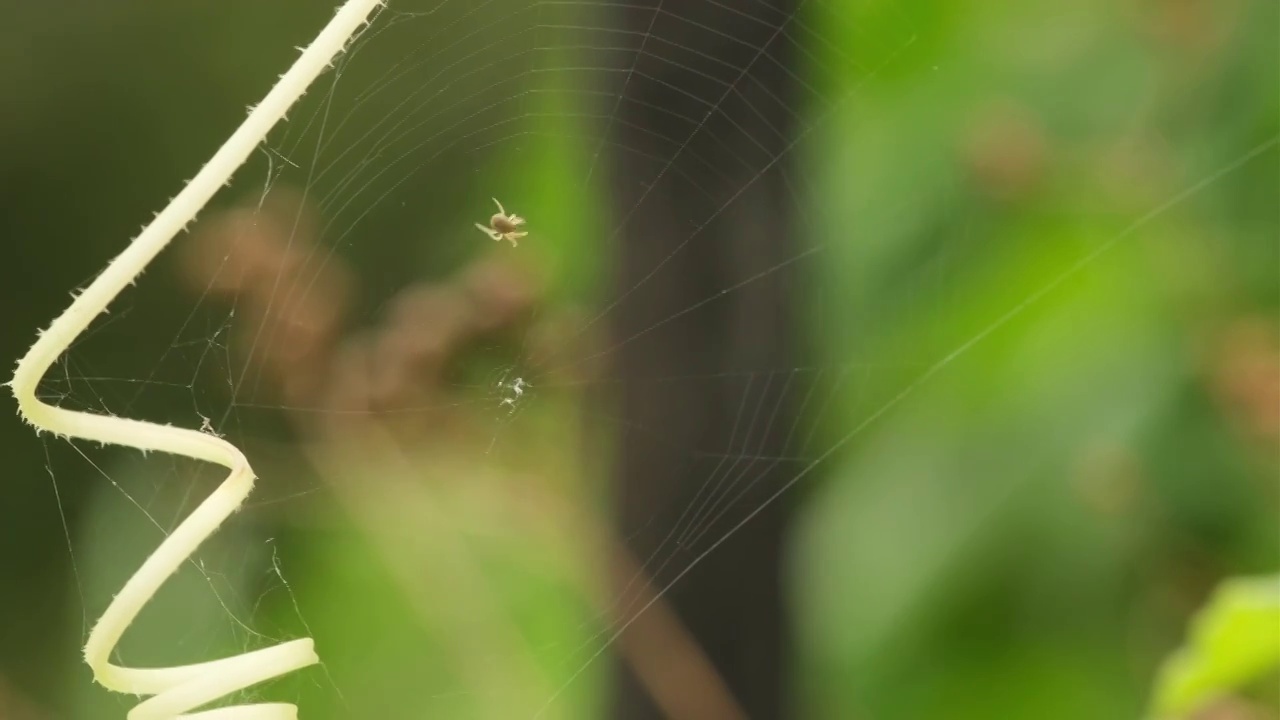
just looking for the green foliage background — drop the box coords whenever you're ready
[0,1,1275,718]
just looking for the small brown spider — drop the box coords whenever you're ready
[475,197,527,247]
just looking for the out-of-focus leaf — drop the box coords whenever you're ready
[1150,574,1280,718]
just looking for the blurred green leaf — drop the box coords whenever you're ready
[1150,574,1280,718]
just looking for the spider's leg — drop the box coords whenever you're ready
[509,215,525,226]
[492,197,505,215]
[476,223,502,241]
[507,231,527,247]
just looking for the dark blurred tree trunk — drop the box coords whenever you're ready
[603,1,801,718]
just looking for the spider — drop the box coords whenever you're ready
[475,197,527,247]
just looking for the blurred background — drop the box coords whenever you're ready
[0,1,1276,719]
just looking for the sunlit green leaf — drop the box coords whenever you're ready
[1150,574,1280,718]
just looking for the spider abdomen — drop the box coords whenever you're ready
[492,215,520,233]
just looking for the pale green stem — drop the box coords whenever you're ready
[7,1,384,718]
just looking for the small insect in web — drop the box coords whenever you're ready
[475,197,527,247]
[497,376,529,414]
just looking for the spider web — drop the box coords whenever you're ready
[3,0,1278,718]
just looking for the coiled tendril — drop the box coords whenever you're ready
[7,1,383,717]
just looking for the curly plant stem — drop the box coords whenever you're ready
[7,1,384,718]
